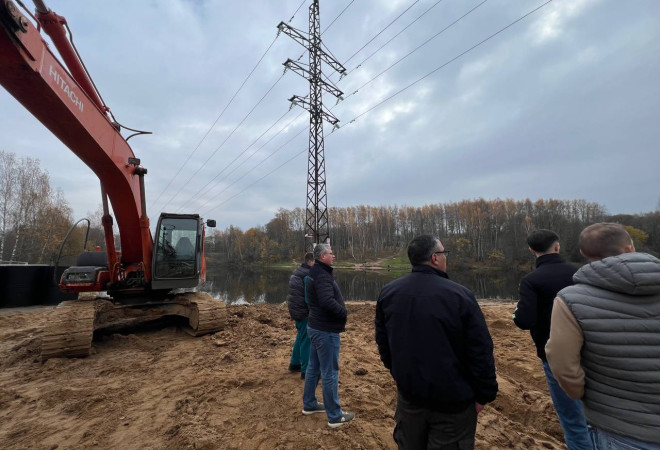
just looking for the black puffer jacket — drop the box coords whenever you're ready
[306,260,347,333]
[287,263,312,321]
[375,265,498,411]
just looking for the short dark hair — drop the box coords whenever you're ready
[304,252,314,264]
[580,222,632,260]
[407,235,439,265]
[527,229,559,253]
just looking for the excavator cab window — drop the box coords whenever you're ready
[152,215,201,289]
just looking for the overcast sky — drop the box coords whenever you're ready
[1,0,659,230]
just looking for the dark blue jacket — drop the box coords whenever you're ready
[306,260,347,333]
[287,263,312,321]
[513,253,577,360]
[375,265,498,411]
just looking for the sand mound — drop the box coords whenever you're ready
[0,302,565,449]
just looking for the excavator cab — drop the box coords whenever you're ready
[151,213,211,290]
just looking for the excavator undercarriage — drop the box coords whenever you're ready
[41,292,226,360]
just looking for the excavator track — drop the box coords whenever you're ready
[40,293,225,360]
[176,292,227,336]
[41,299,99,360]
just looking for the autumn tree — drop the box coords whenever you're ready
[625,225,649,249]
[201,198,660,267]
[0,151,73,263]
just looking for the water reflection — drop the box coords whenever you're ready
[202,265,523,305]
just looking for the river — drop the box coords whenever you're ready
[201,265,525,305]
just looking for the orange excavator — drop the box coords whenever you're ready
[0,0,226,359]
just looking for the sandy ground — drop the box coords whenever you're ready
[0,301,566,450]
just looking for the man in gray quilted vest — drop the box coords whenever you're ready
[546,223,660,449]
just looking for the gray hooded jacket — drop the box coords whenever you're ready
[558,252,660,444]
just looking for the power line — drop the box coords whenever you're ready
[196,124,309,212]
[149,33,280,215]
[183,0,537,217]
[322,0,355,34]
[184,1,415,208]
[294,1,357,80]
[195,112,310,212]
[154,0,432,218]
[174,108,301,211]
[161,74,286,212]
[347,0,553,124]
[289,0,308,23]
[197,1,484,210]
[199,0,554,218]
[172,0,356,214]
[150,1,310,215]
[341,0,447,78]
[197,110,307,199]
[343,0,490,101]
[343,0,421,67]
[157,1,355,217]
[207,146,308,215]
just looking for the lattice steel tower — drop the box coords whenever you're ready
[278,0,345,249]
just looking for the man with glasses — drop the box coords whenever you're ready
[375,234,498,449]
[301,243,355,428]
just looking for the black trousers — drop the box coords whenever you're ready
[393,392,478,450]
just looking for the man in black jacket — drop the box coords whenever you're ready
[287,252,314,378]
[513,229,591,450]
[301,243,354,428]
[376,235,497,449]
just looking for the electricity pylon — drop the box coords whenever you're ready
[278,0,346,250]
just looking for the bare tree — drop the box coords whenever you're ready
[0,151,18,261]
[0,151,73,263]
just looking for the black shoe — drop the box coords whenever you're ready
[289,363,301,372]
[301,372,305,380]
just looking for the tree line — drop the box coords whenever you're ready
[2,149,656,268]
[0,150,109,265]
[0,151,79,264]
[208,199,657,267]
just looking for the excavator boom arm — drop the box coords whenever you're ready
[0,1,150,267]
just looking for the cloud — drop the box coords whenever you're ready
[1,0,659,233]
[530,0,601,44]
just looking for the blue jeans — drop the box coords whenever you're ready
[303,326,342,421]
[589,426,660,450]
[290,317,310,373]
[542,361,593,450]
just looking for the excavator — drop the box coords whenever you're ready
[0,0,226,359]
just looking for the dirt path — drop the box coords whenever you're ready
[350,255,399,270]
[0,301,565,449]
